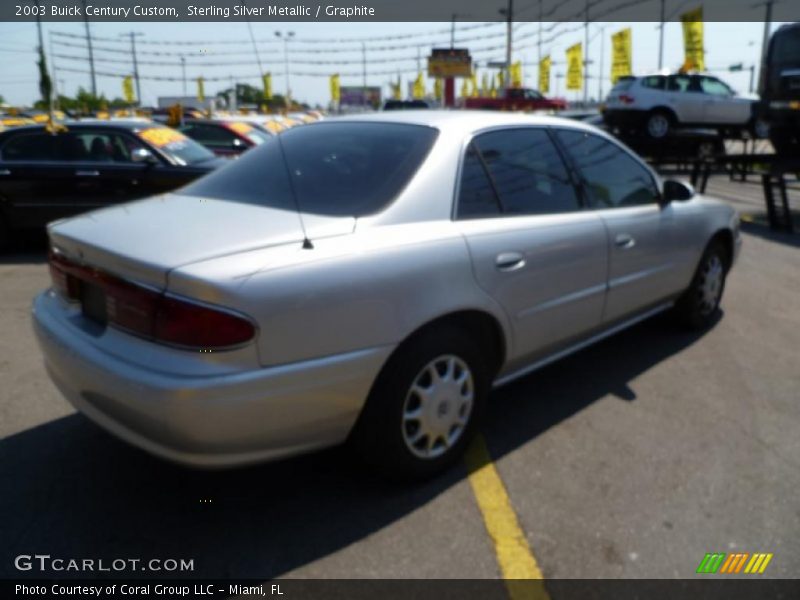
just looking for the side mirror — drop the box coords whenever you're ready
[663,179,695,203]
[131,147,158,165]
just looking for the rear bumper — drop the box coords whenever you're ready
[32,290,393,468]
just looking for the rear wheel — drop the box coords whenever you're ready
[349,327,489,479]
[673,241,729,330]
[645,110,673,140]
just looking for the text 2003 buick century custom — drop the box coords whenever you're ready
[33,112,740,478]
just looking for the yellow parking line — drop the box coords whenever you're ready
[464,434,550,600]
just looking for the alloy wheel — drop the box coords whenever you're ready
[697,254,724,316]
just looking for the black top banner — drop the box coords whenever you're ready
[3,0,799,22]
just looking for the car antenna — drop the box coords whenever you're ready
[276,135,314,250]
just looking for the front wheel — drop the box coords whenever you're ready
[673,241,729,330]
[349,327,490,479]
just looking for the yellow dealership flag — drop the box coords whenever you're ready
[435,78,444,101]
[413,72,425,99]
[539,55,551,94]
[510,61,523,88]
[392,76,402,100]
[329,74,340,102]
[459,77,468,98]
[611,28,632,84]
[680,7,705,71]
[122,76,134,103]
[566,43,583,91]
[481,72,489,96]
[196,77,205,102]
[490,74,497,98]
[496,70,505,90]
[470,72,479,97]
[262,73,272,100]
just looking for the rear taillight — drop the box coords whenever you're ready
[619,94,636,105]
[47,250,255,349]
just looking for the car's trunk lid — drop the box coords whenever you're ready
[48,193,355,289]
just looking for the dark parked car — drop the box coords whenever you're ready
[0,120,224,245]
[759,22,800,155]
[178,119,273,157]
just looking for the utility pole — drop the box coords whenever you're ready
[760,1,775,74]
[657,0,665,71]
[598,26,606,102]
[451,14,456,49]
[538,0,543,65]
[243,2,264,85]
[583,0,590,105]
[180,56,186,96]
[505,0,513,91]
[80,0,96,95]
[275,30,294,107]
[121,32,144,105]
[49,31,59,109]
[362,42,367,108]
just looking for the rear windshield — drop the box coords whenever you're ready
[181,122,438,216]
[610,77,635,92]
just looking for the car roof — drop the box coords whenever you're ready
[0,120,165,135]
[318,109,597,135]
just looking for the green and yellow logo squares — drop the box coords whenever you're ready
[696,552,773,574]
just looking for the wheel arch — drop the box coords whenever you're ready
[708,228,735,270]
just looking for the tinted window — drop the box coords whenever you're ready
[279,122,438,216]
[457,143,500,218]
[65,131,146,162]
[180,134,294,209]
[2,133,56,161]
[471,129,579,216]
[610,77,635,92]
[556,130,659,208]
[181,123,237,145]
[773,28,800,65]
[182,122,438,216]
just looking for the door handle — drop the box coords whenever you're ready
[75,170,99,176]
[615,234,636,250]
[0,169,10,176]
[495,252,526,272]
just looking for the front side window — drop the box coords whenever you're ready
[456,128,580,219]
[555,129,659,209]
[64,131,147,162]
[700,77,734,97]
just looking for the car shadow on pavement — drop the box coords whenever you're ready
[740,219,800,248]
[0,313,718,579]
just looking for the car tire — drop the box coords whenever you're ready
[349,326,490,480]
[750,117,770,140]
[673,240,729,330]
[645,110,673,140]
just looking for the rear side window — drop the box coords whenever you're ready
[457,144,501,218]
[555,129,659,208]
[610,77,635,92]
[2,133,56,161]
[641,76,666,90]
[181,122,437,216]
[457,128,579,218]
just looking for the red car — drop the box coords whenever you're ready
[464,88,567,112]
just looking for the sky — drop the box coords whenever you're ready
[0,19,788,108]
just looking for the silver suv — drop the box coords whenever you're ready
[603,73,765,140]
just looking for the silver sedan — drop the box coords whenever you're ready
[32,111,741,478]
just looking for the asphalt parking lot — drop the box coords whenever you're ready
[1,175,798,586]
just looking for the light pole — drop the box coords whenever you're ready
[275,30,295,107]
[180,55,186,96]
